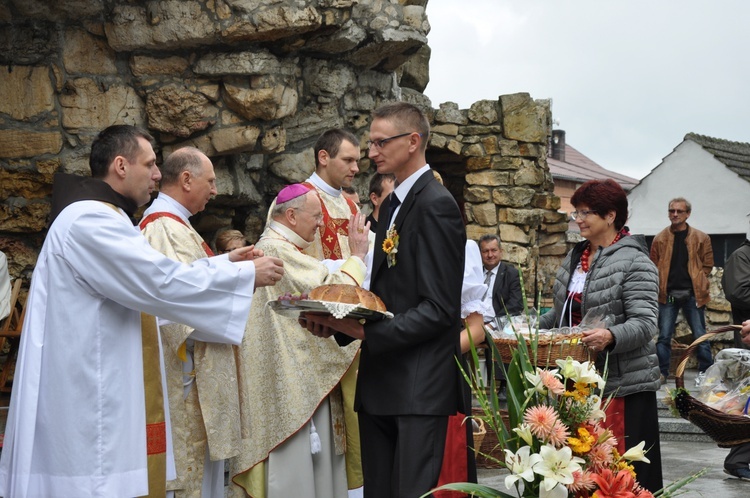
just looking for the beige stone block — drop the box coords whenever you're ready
[224,83,298,121]
[0,169,53,199]
[463,143,484,157]
[492,187,535,208]
[0,201,50,232]
[0,66,55,120]
[539,242,569,257]
[59,78,146,130]
[261,126,286,153]
[268,148,315,184]
[146,84,217,138]
[481,136,498,155]
[503,243,529,266]
[428,134,448,149]
[468,100,499,125]
[500,93,550,143]
[222,6,322,43]
[63,29,117,75]
[464,186,490,203]
[472,203,497,226]
[514,161,546,186]
[162,135,216,158]
[492,156,522,171]
[466,171,510,187]
[446,139,462,155]
[531,193,561,210]
[499,224,530,245]
[465,156,491,172]
[465,224,498,242]
[130,55,190,76]
[504,208,544,226]
[431,124,459,136]
[0,130,62,158]
[210,126,261,155]
[543,221,571,234]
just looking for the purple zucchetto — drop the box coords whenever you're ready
[276,183,312,204]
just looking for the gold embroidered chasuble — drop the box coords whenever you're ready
[231,222,364,497]
[141,215,242,495]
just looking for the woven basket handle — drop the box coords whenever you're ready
[674,325,743,389]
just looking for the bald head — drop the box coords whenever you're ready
[159,147,217,215]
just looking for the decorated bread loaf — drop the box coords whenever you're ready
[308,284,387,313]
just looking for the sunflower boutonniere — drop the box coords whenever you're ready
[382,223,399,268]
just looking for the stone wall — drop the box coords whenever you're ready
[0,0,566,303]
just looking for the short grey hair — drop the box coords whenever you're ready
[160,147,206,186]
[478,234,501,247]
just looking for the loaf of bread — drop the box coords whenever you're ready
[308,284,387,313]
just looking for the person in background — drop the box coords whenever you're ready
[720,219,750,480]
[540,178,663,493]
[0,125,284,498]
[365,172,396,233]
[479,233,523,400]
[216,229,248,254]
[342,185,361,208]
[650,197,714,387]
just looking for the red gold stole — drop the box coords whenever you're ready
[139,313,167,498]
[302,182,357,260]
[139,212,215,256]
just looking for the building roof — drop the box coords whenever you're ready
[547,143,639,190]
[684,132,750,184]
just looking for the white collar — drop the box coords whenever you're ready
[267,220,311,250]
[392,164,431,205]
[307,173,341,197]
[148,193,192,224]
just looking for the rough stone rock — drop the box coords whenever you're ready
[466,224,499,242]
[499,208,544,227]
[482,136,499,155]
[222,6,322,43]
[464,185,490,203]
[209,126,261,154]
[465,156,491,171]
[59,78,146,130]
[500,224,530,245]
[304,19,367,53]
[514,161,546,186]
[194,50,297,76]
[0,169,54,200]
[468,100,499,125]
[283,105,343,144]
[346,27,427,70]
[63,28,117,75]
[261,126,286,153]
[503,243,529,266]
[398,44,430,92]
[539,242,569,257]
[432,124,458,136]
[268,148,315,184]
[465,171,510,187]
[0,66,55,120]
[0,200,50,233]
[214,164,263,205]
[105,2,219,51]
[0,130,62,159]
[543,221,570,234]
[10,0,103,20]
[492,187,536,208]
[130,55,190,76]
[500,93,550,143]
[146,84,218,137]
[223,82,298,121]
[0,20,57,65]
[531,193,561,211]
[435,102,467,125]
[471,202,497,226]
[303,60,356,96]
[463,143,484,157]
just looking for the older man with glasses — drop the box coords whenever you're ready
[649,197,714,387]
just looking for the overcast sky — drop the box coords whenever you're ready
[424,0,749,181]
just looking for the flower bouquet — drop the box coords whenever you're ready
[425,300,704,498]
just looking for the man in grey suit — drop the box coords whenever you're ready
[303,102,466,497]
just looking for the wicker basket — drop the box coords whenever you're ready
[493,333,591,367]
[673,325,750,448]
[471,408,509,468]
[471,417,486,458]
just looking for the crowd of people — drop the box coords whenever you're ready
[1,99,749,498]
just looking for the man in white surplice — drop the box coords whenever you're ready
[229,184,369,498]
[140,147,245,498]
[0,125,284,498]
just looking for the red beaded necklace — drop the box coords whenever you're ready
[580,230,623,272]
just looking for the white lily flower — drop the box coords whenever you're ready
[525,369,546,395]
[555,357,577,379]
[513,423,535,446]
[503,446,541,494]
[622,440,651,464]
[587,394,607,423]
[533,444,584,493]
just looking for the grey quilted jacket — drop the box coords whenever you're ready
[540,234,661,397]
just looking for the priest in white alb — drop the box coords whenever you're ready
[0,125,284,498]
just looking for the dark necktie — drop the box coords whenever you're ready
[386,194,401,226]
[482,270,492,300]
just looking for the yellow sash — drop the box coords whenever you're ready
[140,312,167,497]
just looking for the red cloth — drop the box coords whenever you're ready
[604,396,626,455]
[434,413,469,498]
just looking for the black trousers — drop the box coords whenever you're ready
[358,411,449,498]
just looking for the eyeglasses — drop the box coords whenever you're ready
[366,132,416,149]
[569,210,597,221]
[668,209,687,215]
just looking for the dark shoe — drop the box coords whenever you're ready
[724,467,750,480]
